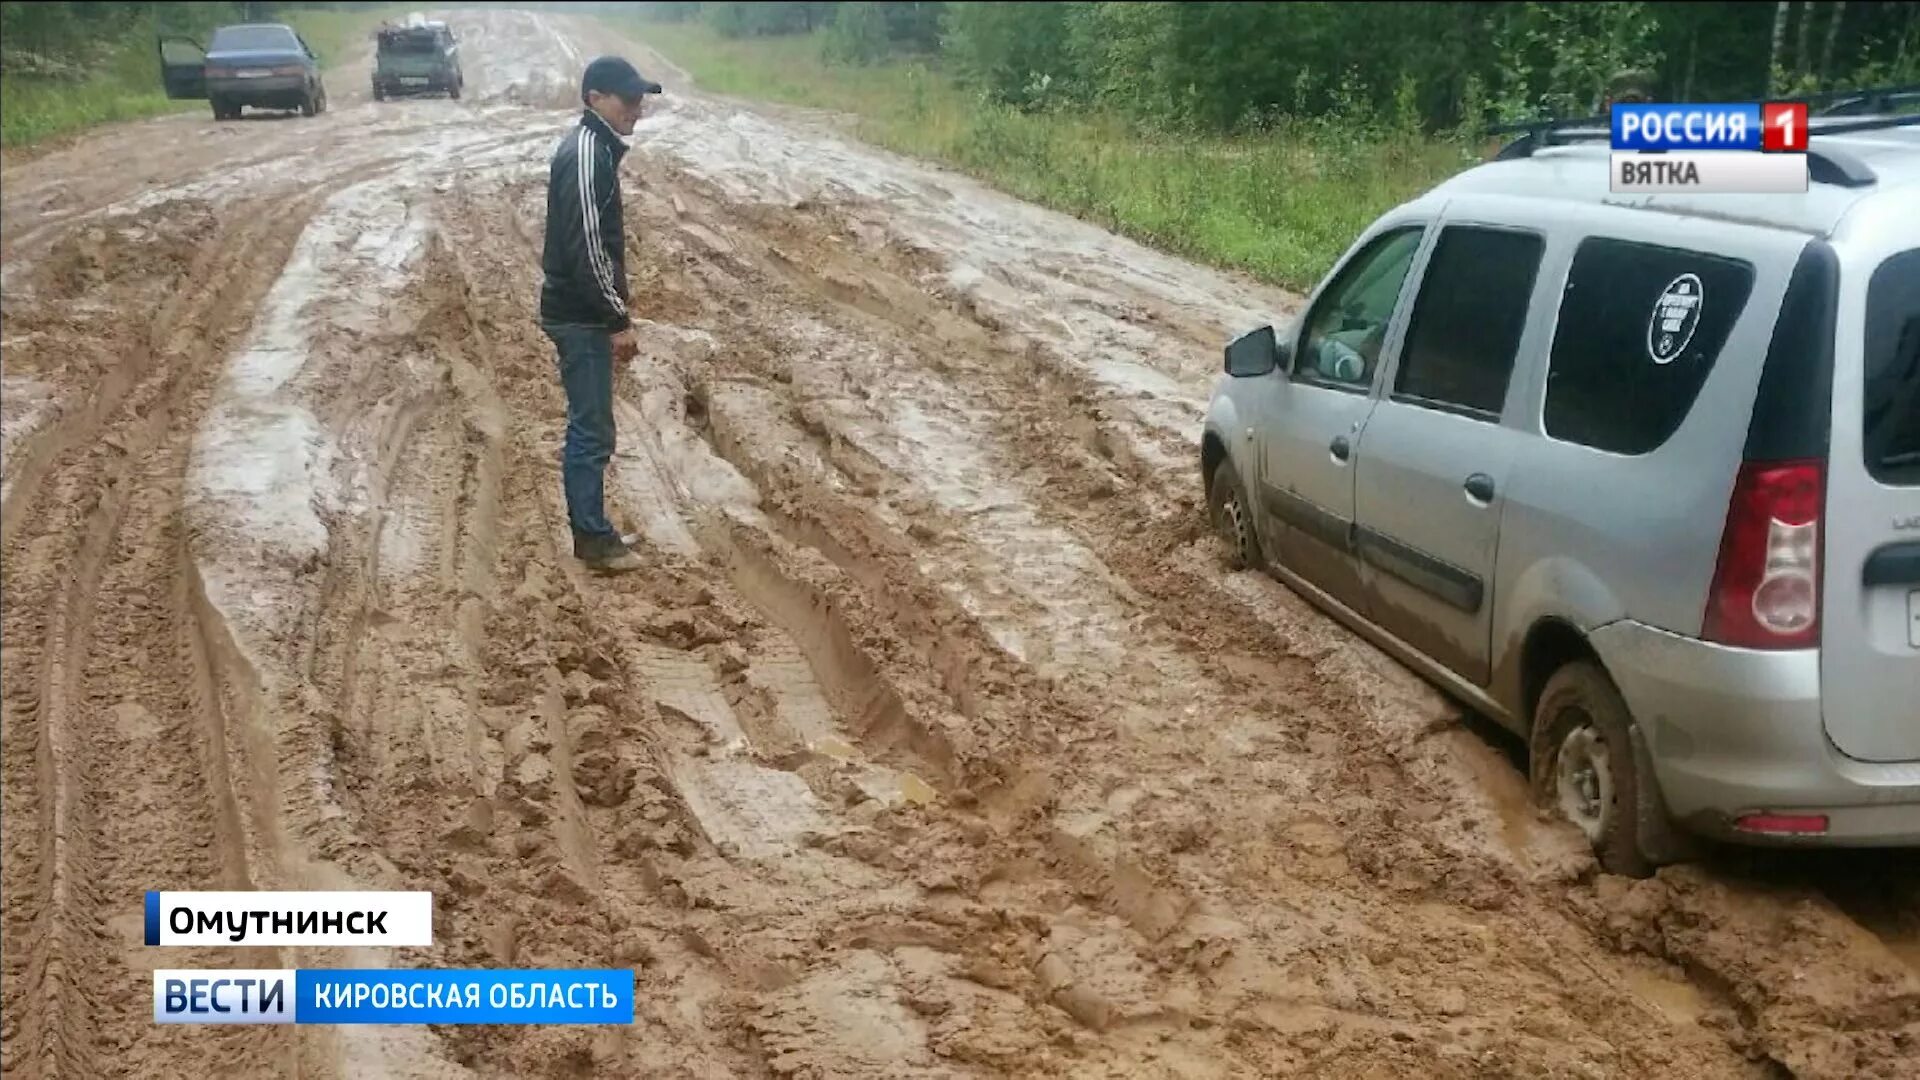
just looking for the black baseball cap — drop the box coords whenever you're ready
[582,56,662,103]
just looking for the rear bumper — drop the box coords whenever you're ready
[1589,620,1920,846]
[376,70,456,87]
[208,75,308,105]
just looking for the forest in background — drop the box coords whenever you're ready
[627,2,1918,287]
[642,1,1920,131]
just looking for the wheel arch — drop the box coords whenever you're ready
[1201,427,1230,493]
[1199,388,1249,495]
[1519,617,1605,733]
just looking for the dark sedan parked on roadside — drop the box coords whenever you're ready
[160,23,329,120]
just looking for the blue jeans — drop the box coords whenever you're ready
[543,323,618,540]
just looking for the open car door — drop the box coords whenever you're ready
[158,36,207,100]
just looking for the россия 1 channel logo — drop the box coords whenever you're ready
[1610,101,1810,194]
[144,891,635,1025]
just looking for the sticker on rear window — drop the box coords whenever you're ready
[1648,273,1704,364]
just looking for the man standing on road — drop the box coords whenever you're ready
[541,56,662,573]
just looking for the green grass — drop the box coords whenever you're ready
[626,22,1480,290]
[1,87,175,149]
[1,5,401,150]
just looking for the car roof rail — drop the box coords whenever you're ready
[1803,83,1920,116]
[1807,145,1878,186]
[1804,114,1920,186]
[1486,115,1612,161]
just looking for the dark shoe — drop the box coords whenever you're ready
[575,532,643,573]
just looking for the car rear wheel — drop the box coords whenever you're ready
[1530,660,1683,877]
[301,91,317,117]
[1207,460,1262,571]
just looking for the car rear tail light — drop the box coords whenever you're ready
[272,65,305,77]
[1704,459,1823,649]
[207,65,235,78]
[1734,812,1829,835]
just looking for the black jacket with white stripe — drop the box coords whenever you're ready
[540,110,631,332]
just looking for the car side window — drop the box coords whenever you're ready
[1864,248,1920,486]
[1295,226,1425,392]
[1544,238,1755,455]
[160,39,203,65]
[1393,226,1545,419]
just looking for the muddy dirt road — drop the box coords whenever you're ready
[3,8,1916,1078]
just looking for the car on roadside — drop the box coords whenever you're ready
[159,23,328,121]
[1201,117,1920,875]
[373,20,463,101]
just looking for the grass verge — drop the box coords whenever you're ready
[1,5,400,150]
[624,22,1481,290]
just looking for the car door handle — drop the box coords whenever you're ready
[1463,473,1496,503]
[1330,435,1352,463]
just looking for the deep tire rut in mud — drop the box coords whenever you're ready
[3,8,1917,1079]
[2,193,316,1077]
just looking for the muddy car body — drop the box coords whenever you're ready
[1202,122,1920,874]
[159,23,327,120]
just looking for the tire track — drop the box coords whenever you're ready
[436,174,1082,1077]
[429,182,769,1076]
[0,193,320,1078]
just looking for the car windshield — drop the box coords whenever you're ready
[381,30,443,54]
[210,26,299,53]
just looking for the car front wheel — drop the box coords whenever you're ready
[1530,659,1689,877]
[1207,460,1262,571]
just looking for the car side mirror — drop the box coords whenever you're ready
[1225,325,1289,378]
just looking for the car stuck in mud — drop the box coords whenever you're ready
[1204,117,1920,875]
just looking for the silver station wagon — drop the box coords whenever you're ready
[1202,117,1920,874]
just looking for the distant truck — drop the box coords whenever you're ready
[159,23,329,120]
[373,21,462,101]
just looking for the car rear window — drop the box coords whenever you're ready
[1864,248,1920,486]
[382,30,442,53]
[1543,237,1755,455]
[210,26,299,53]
